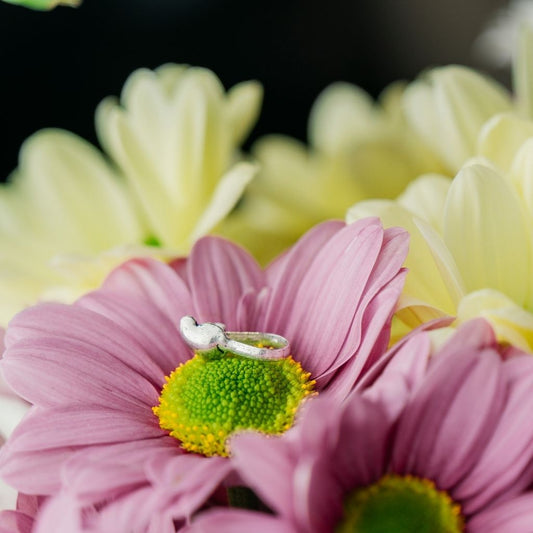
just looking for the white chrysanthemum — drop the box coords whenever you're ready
[0,65,262,324]
[345,27,533,349]
[348,157,533,351]
[221,43,526,264]
[220,82,444,262]
[402,65,512,172]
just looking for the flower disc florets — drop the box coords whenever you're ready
[153,345,315,457]
[337,474,464,533]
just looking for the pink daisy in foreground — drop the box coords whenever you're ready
[191,319,533,533]
[0,218,408,529]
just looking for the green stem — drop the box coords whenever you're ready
[227,486,271,512]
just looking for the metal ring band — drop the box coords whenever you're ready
[180,316,290,360]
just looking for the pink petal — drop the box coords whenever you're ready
[292,456,343,532]
[332,395,390,492]
[291,396,344,456]
[0,510,33,533]
[437,318,497,358]
[468,493,533,533]
[189,509,295,533]
[3,342,157,412]
[90,456,231,532]
[230,432,296,518]
[33,494,84,533]
[92,486,161,532]
[78,290,190,377]
[168,257,188,282]
[236,287,270,333]
[358,331,432,420]
[319,272,406,398]
[62,438,178,504]
[147,454,233,518]
[291,395,389,531]
[16,494,44,519]
[0,406,162,493]
[3,304,159,409]
[0,447,72,494]
[101,258,194,322]
[187,237,265,330]
[279,219,407,379]
[392,348,506,490]
[262,221,345,333]
[354,316,452,394]
[7,406,161,451]
[317,227,409,378]
[454,355,533,513]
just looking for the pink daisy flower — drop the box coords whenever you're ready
[190,319,533,533]
[0,218,408,528]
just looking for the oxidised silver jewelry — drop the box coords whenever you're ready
[179,316,290,360]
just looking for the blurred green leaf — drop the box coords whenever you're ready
[2,0,81,10]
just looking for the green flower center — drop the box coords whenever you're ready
[153,342,315,456]
[337,474,465,533]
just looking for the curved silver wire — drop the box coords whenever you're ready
[179,316,290,360]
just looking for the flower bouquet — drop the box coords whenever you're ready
[1,2,533,531]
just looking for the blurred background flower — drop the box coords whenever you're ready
[0,0,509,181]
[0,65,260,324]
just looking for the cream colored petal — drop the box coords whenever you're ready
[513,25,533,119]
[97,66,238,247]
[509,137,533,215]
[413,217,465,306]
[444,163,532,306]
[252,135,332,215]
[153,63,190,95]
[43,246,177,304]
[378,81,407,125]
[457,289,533,351]
[0,268,52,325]
[477,113,533,173]
[227,80,263,146]
[398,173,451,233]
[167,68,232,198]
[217,198,305,265]
[222,191,314,239]
[403,66,512,172]
[13,129,143,252]
[308,82,376,152]
[96,98,177,242]
[191,162,257,243]
[347,200,460,318]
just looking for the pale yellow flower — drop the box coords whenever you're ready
[402,66,512,173]
[0,65,262,325]
[348,157,533,351]
[221,56,517,263]
[344,28,533,349]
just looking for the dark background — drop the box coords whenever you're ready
[0,0,507,180]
